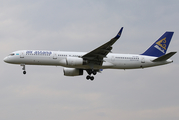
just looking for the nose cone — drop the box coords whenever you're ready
[3,57,9,63]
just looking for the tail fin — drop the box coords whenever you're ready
[141,32,174,57]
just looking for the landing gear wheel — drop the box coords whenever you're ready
[23,71,26,74]
[86,75,94,81]
[86,69,97,81]
[86,75,90,80]
[90,76,94,81]
[92,71,97,75]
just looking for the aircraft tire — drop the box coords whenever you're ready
[86,75,90,80]
[23,71,26,74]
[92,71,97,75]
[90,76,94,81]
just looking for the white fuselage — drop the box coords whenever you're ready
[4,50,173,69]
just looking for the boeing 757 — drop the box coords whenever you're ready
[3,27,177,80]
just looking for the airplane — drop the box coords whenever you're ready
[3,27,177,81]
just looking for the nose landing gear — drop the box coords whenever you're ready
[21,64,26,74]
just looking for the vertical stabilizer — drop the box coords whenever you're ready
[141,32,174,57]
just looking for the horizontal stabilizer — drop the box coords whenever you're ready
[152,52,177,62]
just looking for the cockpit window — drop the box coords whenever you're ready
[9,53,15,56]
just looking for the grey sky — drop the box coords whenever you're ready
[1,0,179,120]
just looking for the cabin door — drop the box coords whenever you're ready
[53,52,57,59]
[141,57,145,63]
[20,52,24,58]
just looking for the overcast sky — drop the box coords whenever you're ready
[1,0,179,120]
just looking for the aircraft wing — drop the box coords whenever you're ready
[82,27,123,65]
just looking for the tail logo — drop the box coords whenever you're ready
[154,37,167,53]
[156,37,167,50]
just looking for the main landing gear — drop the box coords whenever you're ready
[86,75,94,81]
[21,64,26,74]
[86,70,97,81]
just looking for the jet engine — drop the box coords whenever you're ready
[63,68,83,76]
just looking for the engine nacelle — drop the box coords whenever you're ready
[63,68,83,76]
[66,57,87,66]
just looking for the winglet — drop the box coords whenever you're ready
[114,27,123,39]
